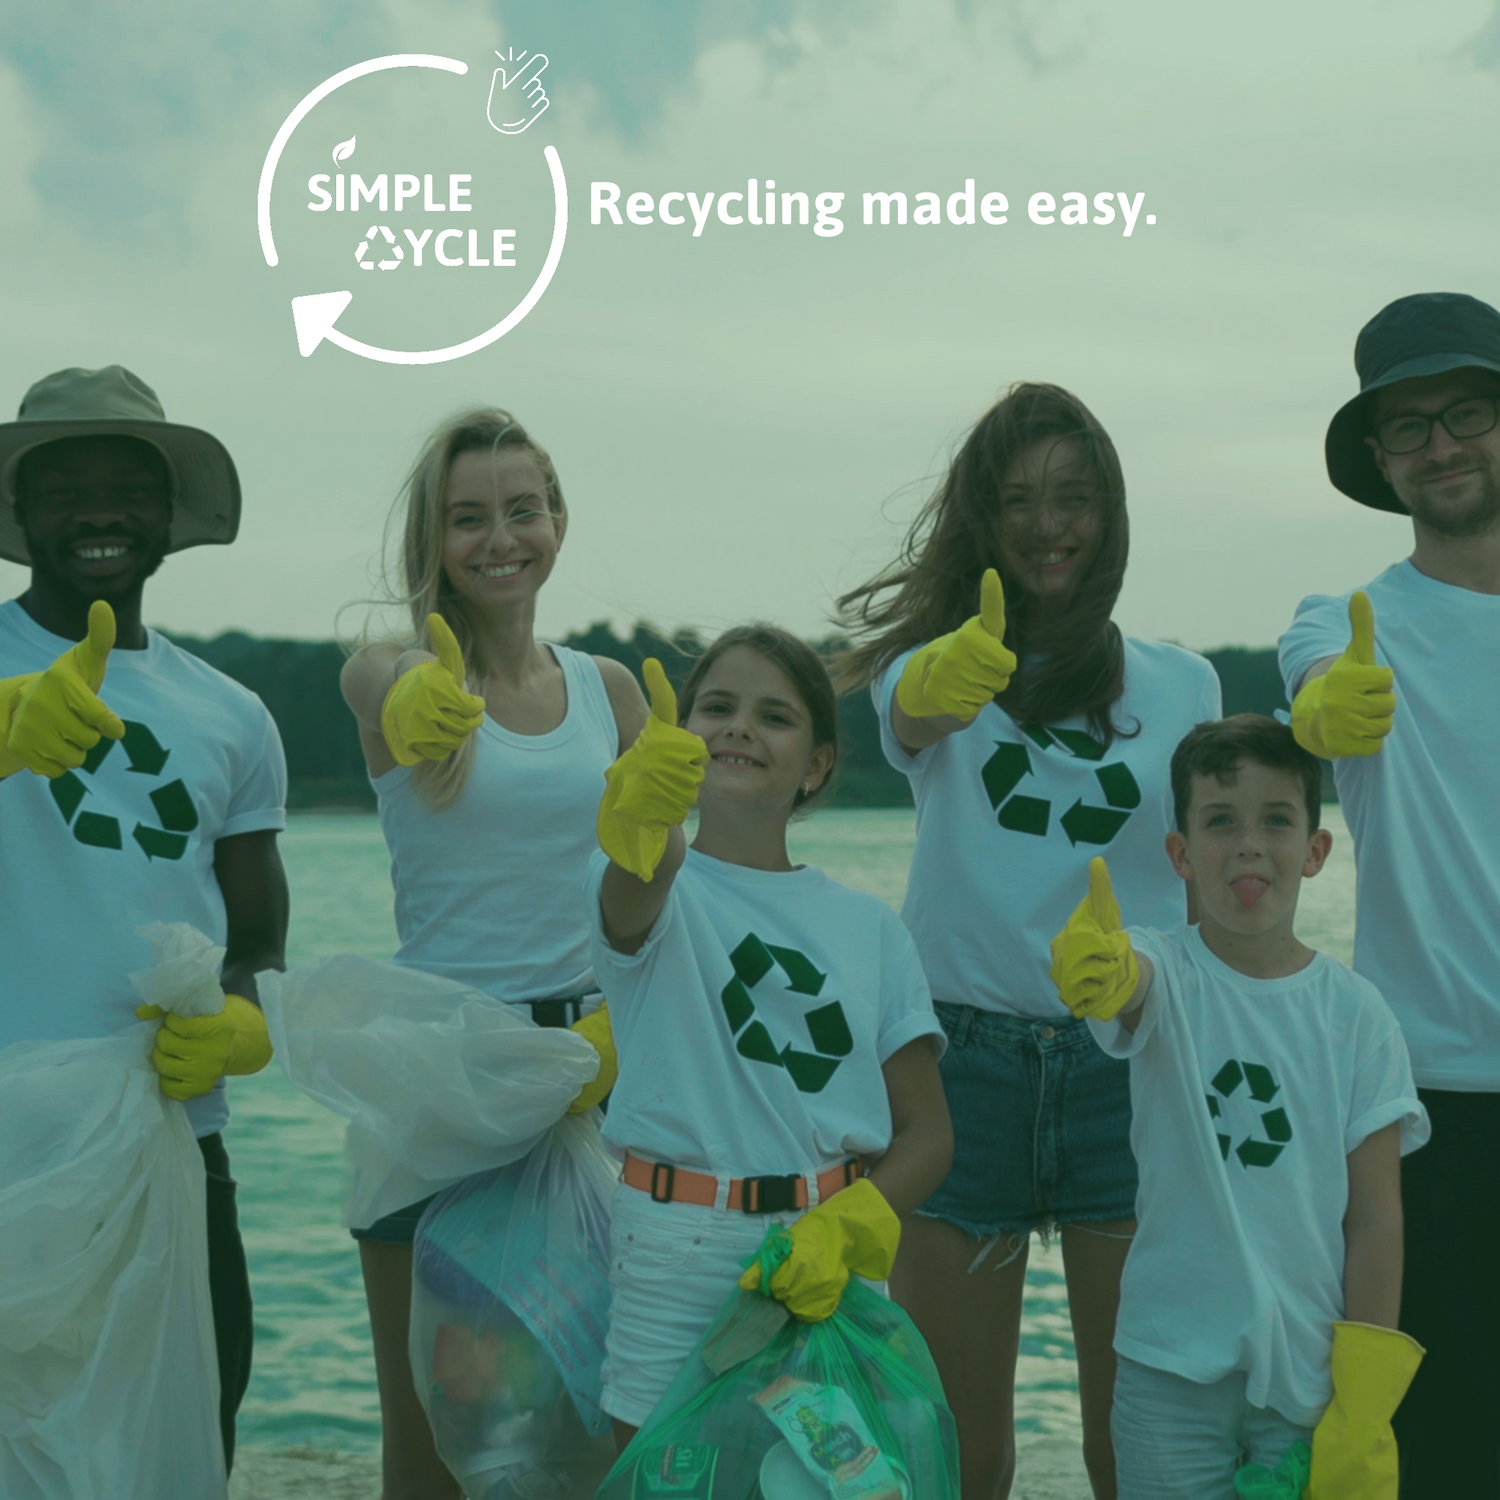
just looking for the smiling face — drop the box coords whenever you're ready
[440,445,564,610]
[16,435,173,601]
[1167,759,1331,940]
[993,435,1104,604]
[1367,369,1500,538]
[682,645,834,818]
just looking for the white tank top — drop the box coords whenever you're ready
[375,645,619,1003]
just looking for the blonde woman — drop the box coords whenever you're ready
[340,409,647,1500]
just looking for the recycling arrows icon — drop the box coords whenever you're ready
[48,720,199,861]
[1206,1059,1293,1168]
[720,933,853,1093]
[980,724,1141,845]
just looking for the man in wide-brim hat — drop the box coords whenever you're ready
[1279,292,1500,1495]
[0,366,289,1478]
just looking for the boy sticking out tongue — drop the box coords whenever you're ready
[1049,714,1427,1500]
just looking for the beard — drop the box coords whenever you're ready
[1397,456,1500,539]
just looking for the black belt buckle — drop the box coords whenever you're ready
[650,1163,676,1204]
[529,997,582,1029]
[742,1173,800,1214]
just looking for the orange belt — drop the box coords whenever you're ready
[622,1152,865,1214]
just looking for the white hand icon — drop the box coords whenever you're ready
[487,49,549,134]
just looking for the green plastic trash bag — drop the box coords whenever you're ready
[1235,1440,1310,1498]
[597,1227,959,1499]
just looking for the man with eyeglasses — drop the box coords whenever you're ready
[1278,292,1500,1496]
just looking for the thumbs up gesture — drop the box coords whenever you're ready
[1290,592,1396,760]
[0,601,126,778]
[896,569,1018,721]
[380,613,487,766]
[597,659,708,881]
[1049,858,1143,1021]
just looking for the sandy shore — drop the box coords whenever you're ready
[230,1433,1091,1498]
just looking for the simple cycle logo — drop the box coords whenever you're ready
[255,51,567,365]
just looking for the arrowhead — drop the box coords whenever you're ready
[292,290,353,357]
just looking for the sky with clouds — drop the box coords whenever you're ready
[1,0,1496,652]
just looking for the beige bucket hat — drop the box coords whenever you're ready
[0,365,240,565]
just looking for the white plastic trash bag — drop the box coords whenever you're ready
[411,1114,619,1500]
[0,922,227,1500]
[257,956,601,1229]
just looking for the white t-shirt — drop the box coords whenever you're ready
[0,600,287,1137]
[1092,925,1427,1426]
[877,637,1222,1017]
[586,847,946,1179]
[1279,560,1500,1091]
[376,645,617,1003]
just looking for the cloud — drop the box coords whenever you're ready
[1467,0,1500,67]
[0,1,384,225]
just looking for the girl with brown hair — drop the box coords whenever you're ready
[339,408,647,1499]
[838,382,1222,1499]
[584,626,952,1448]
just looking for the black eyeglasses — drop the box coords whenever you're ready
[1374,396,1499,455]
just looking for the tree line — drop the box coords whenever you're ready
[166,625,1293,810]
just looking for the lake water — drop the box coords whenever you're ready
[231,805,1357,1454]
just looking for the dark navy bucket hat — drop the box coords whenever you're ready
[1326,292,1500,513]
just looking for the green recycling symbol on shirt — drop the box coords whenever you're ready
[719,932,852,1094]
[1207,1059,1293,1168]
[980,723,1140,845]
[47,720,199,861]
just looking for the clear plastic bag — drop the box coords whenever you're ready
[599,1231,959,1500]
[257,955,600,1229]
[410,1115,619,1499]
[0,923,226,1500]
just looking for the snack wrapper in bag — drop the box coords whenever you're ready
[598,1227,959,1500]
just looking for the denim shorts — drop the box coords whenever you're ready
[918,1001,1138,1239]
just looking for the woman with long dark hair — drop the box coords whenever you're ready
[839,383,1221,1499]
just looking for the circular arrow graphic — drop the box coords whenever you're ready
[48,720,200,861]
[257,53,568,366]
[980,725,1141,845]
[719,932,852,1094]
[1206,1059,1293,1169]
[355,225,404,271]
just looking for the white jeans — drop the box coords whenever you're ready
[1111,1356,1317,1500]
[600,1183,805,1428]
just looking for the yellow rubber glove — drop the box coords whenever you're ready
[1291,592,1396,760]
[737,1178,901,1322]
[134,993,274,1101]
[0,672,40,778]
[896,568,1017,720]
[3,601,126,778]
[380,613,487,767]
[1049,857,1141,1021]
[597,658,708,881]
[1306,1321,1424,1499]
[567,1002,617,1114]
